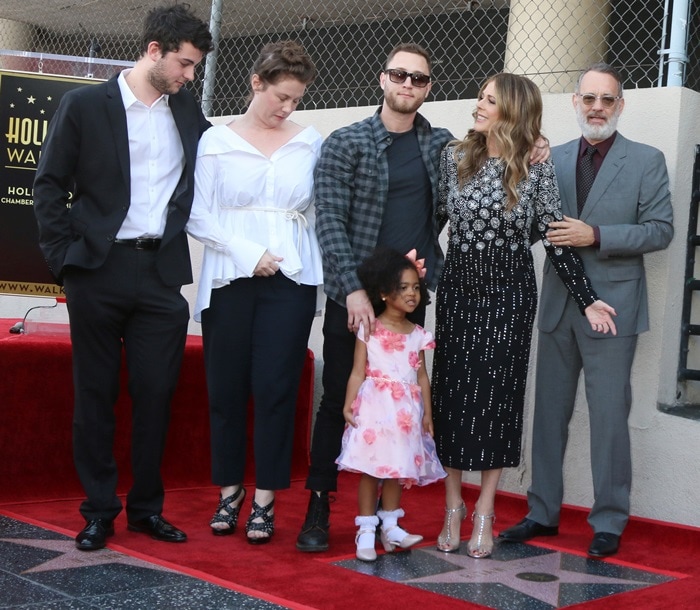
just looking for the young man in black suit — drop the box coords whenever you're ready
[33,4,213,551]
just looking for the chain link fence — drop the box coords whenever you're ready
[0,0,698,116]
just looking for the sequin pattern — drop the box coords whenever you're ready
[432,149,597,470]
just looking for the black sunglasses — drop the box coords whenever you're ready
[385,68,431,88]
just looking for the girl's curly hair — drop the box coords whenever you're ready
[357,247,429,316]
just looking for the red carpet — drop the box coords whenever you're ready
[0,327,314,501]
[2,322,699,608]
[2,477,699,609]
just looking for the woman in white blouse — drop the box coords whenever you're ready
[188,41,323,544]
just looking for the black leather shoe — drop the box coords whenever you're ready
[588,532,620,558]
[75,518,114,551]
[127,515,187,542]
[296,491,330,552]
[498,517,559,542]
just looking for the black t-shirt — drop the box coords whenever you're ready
[377,128,436,284]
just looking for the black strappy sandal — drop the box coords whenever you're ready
[245,497,275,545]
[209,486,246,536]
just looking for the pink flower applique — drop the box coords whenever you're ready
[375,324,392,338]
[414,454,425,468]
[390,382,406,401]
[409,385,422,402]
[376,465,401,478]
[362,428,377,445]
[396,409,414,434]
[379,332,406,353]
[373,377,392,392]
[408,351,420,369]
[425,339,436,350]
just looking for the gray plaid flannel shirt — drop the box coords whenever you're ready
[315,109,454,305]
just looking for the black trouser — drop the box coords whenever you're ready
[203,273,316,490]
[65,245,189,522]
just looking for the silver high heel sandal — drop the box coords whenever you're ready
[467,512,495,558]
[377,508,423,552]
[437,502,466,552]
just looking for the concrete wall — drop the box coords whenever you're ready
[3,86,699,526]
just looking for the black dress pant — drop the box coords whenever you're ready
[202,273,316,490]
[63,245,189,522]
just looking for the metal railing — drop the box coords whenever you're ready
[679,145,700,383]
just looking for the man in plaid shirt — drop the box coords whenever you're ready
[296,43,453,552]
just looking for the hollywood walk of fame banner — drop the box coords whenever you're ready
[0,70,99,296]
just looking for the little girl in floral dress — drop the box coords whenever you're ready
[336,247,446,562]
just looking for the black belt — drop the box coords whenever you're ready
[113,238,162,250]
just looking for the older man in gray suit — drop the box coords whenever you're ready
[499,63,673,558]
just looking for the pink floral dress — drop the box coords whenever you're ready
[336,320,447,488]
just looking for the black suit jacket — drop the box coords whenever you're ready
[33,73,211,286]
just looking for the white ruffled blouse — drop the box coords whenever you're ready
[188,123,324,322]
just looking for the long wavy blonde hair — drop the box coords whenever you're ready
[452,73,543,211]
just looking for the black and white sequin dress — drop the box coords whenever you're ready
[431,148,597,471]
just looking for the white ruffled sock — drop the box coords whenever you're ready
[377,508,406,543]
[354,514,379,550]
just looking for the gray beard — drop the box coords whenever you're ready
[576,108,620,142]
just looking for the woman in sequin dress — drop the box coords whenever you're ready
[431,73,617,558]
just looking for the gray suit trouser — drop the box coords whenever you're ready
[527,298,637,536]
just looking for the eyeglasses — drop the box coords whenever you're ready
[576,93,622,108]
[385,68,431,88]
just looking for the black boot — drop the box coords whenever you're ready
[296,491,330,552]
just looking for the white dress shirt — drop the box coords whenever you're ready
[189,123,324,321]
[116,70,183,239]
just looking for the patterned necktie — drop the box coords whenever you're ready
[576,145,598,216]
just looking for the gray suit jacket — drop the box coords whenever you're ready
[538,133,673,337]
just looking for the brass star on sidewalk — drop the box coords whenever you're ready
[408,548,667,606]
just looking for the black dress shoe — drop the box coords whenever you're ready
[75,518,114,551]
[588,532,620,558]
[498,517,559,542]
[127,515,187,542]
